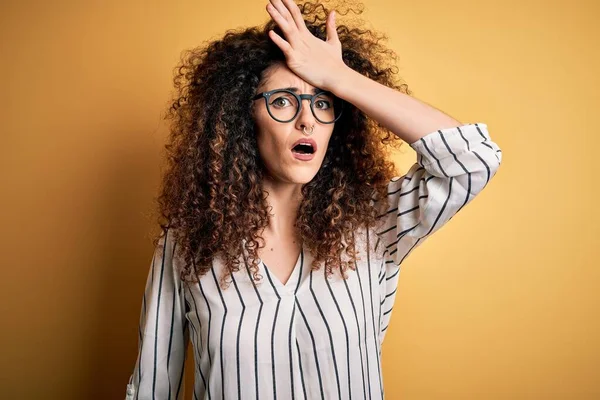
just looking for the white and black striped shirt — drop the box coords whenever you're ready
[126,122,502,400]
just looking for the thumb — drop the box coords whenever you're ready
[326,11,339,43]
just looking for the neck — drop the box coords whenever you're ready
[260,175,303,239]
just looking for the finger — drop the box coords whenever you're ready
[268,29,292,54]
[266,3,292,36]
[270,0,296,32]
[281,0,308,32]
[326,11,339,43]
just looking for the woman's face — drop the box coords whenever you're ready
[252,63,335,185]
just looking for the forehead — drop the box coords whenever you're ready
[260,63,318,92]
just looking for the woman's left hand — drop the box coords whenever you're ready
[266,0,347,91]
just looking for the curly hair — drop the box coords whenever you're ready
[149,0,412,290]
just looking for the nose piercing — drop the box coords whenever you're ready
[302,125,314,135]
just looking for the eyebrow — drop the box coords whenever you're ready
[278,86,324,94]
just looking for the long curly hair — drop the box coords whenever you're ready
[149,0,412,290]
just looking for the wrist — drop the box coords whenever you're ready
[324,65,356,94]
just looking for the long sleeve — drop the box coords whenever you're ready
[126,228,190,400]
[376,122,502,344]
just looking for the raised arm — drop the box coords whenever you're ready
[375,122,502,344]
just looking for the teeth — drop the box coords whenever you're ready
[293,143,314,154]
[293,142,314,149]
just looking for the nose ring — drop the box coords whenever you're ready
[302,125,314,135]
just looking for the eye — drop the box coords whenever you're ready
[314,92,334,109]
[314,99,331,109]
[270,95,294,108]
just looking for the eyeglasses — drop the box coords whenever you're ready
[252,88,344,124]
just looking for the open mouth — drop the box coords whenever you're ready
[291,143,315,155]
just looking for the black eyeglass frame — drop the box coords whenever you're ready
[252,88,344,124]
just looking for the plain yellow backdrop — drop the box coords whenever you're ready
[1,0,597,398]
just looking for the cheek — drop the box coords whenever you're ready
[257,133,284,156]
[256,127,288,165]
[322,130,335,152]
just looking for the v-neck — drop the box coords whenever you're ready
[260,245,303,294]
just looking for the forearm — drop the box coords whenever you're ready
[326,66,463,145]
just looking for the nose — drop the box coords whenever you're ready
[295,96,317,132]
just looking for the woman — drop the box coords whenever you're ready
[125,0,503,399]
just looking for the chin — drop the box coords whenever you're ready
[288,169,319,184]
[292,174,317,184]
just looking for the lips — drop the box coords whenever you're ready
[290,138,317,153]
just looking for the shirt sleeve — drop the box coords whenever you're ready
[125,228,189,400]
[376,122,503,344]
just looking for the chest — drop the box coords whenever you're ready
[183,228,389,366]
[184,240,385,362]
[257,236,302,287]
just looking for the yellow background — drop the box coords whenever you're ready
[1,0,598,398]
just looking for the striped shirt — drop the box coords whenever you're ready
[126,122,502,400]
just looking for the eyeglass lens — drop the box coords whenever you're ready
[266,91,342,123]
